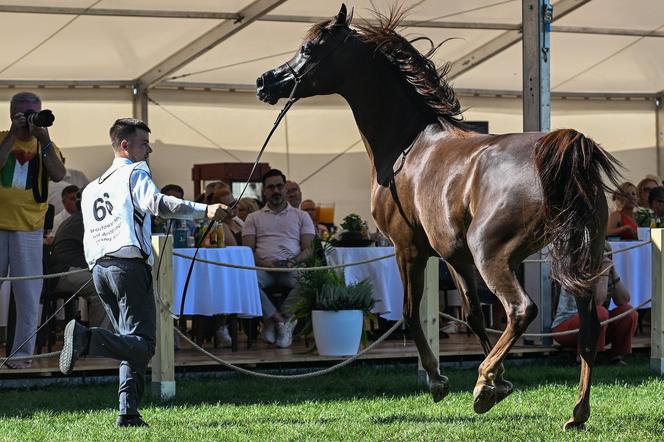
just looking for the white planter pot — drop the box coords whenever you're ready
[312,309,363,356]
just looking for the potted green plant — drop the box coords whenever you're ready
[292,239,375,356]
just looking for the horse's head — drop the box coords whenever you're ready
[257,4,354,105]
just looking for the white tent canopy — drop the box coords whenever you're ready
[0,0,662,224]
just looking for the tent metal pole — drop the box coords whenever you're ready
[132,84,149,124]
[522,0,552,344]
[657,96,664,178]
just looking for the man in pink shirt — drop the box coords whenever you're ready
[243,169,315,348]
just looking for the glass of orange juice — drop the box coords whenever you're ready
[318,203,335,224]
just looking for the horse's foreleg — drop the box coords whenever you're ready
[447,263,512,403]
[471,263,537,414]
[563,295,600,430]
[398,252,449,403]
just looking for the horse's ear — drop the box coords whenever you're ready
[347,7,354,25]
[335,3,347,26]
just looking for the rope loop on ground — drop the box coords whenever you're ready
[440,297,651,338]
[172,251,396,272]
[173,318,404,379]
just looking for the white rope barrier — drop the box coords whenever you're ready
[440,297,652,338]
[174,318,404,379]
[0,351,61,363]
[172,251,396,272]
[0,267,88,282]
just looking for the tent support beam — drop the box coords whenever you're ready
[134,0,286,90]
[0,80,653,102]
[447,0,591,80]
[2,5,664,38]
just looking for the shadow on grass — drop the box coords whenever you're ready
[370,412,545,425]
[0,355,658,420]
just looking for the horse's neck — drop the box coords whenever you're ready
[340,58,436,186]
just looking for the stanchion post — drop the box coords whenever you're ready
[151,235,176,399]
[418,257,439,384]
[651,229,664,374]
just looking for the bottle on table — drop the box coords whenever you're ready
[216,224,225,248]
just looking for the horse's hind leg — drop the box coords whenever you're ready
[447,262,512,403]
[397,250,449,402]
[469,257,537,414]
[563,294,600,430]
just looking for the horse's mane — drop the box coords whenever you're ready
[355,7,465,128]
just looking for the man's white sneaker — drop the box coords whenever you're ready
[261,318,276,344]
[215,325,232,348]
[276,319,297,348]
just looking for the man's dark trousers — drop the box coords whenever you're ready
[90,258,156,415]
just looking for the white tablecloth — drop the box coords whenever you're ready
[173,247,262,317]
[609,240,651,308]
[327,247,403,321]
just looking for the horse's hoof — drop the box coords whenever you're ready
[563,418,586,431]
[430,377,449,403]
[494,379,513,404]
[473,382,496,414]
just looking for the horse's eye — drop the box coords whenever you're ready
[301,42,314,56]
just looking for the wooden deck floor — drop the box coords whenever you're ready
[0,330,651,378]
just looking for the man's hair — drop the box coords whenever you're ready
[210,188,234,204]
[161,184,184,197]
[61,185,79,198]
[109,118,151,149]
[205,181,229,194]
[262,169,286,185]
[286,180,300,190]
[10,92,41,115]
[649,186,664,205]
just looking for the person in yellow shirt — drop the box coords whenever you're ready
[0,92,65,368]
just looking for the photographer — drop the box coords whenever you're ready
[0,92,64,367]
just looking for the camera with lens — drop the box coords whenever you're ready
[23,109,55,127]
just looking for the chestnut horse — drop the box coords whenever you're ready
[257,5,621,429]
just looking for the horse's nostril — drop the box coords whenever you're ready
[256,75,264,89]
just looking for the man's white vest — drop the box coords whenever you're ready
[82,161,153,268]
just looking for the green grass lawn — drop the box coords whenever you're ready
[1,355,663,441]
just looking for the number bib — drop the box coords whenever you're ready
[82,161,153,268]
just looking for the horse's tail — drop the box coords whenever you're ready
[534,129,622,295]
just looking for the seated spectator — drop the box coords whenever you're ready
[300,199,329,237]
[285,180,302,208]
[242,169,315,348]
[646,186,664,228]
[606,182,638,240]
[152,183,196,235]
[236,197,259,225]
[48,194,110,329]
[634,176,660,226]
[46,185,79,242]
[205,181,229,204]
[210,188,243,246]
[552,253,637,365]
[47,156,90,214]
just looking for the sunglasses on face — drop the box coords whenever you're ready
[264,183,284,191]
